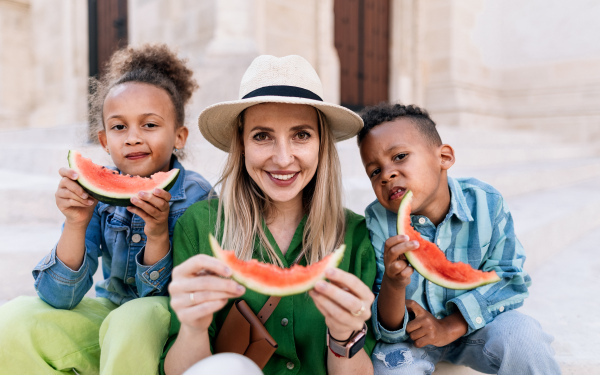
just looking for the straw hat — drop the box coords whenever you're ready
[198,55,363,152]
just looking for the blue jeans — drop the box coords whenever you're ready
[372,311,560,375]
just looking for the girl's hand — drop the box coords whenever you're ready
[405,300,467,348]
[309,268,374,341]
[127,188,171,240]
[168,254,246,334]
[383,235,415,289]
[55,167,97,225]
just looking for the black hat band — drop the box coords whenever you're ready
[242,85,323,101]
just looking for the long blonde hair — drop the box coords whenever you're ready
[214,108,346,266]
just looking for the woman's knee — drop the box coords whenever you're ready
[183,353,263,375]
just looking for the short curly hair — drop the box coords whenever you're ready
[89,43,199,134]
[357,103,442,147]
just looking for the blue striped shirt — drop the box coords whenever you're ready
[365,177,531,342]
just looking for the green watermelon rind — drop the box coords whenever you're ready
[67,150,180,207]
[397,190,500,290]
[209,234,346,296]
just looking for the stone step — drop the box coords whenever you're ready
[335,136,600,181]
[508,176,600,270]
[0,123,87,145]
[451,157,600,198]
[0,224,100,306]
[0,224,597,374]
[2,124,598,178]
[343,176,600,272]
[341,155,600,218]
[0,169,64,225]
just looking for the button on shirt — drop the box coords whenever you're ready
[160,199,377,375]
[365,177,531,341]
[32,158,213,309]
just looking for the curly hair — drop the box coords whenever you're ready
[89,44,199,134]
[357,103,442,147]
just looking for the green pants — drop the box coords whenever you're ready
[0,296,170,375]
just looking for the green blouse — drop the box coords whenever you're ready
[160,199,376,375]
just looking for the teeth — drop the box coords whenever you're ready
[271,173,295,181]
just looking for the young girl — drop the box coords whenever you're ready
[0,44,212,374]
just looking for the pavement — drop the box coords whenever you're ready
[1,123,599,374]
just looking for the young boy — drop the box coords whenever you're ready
[357,103,560,375]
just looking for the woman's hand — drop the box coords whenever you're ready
[168,254,246,334]
[55,167,97,226]
[309,268,374,341]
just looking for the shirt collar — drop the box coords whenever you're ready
[447,176,473,222]
[168,156,187,202]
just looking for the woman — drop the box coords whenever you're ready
[160,55,376,375]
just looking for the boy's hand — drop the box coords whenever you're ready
[55,167,97,226]
[383,234,416,289]
[406,300,468,348]
[127,188,171,239]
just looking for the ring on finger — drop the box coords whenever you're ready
[189,292,196,305]
[351,301,365,317]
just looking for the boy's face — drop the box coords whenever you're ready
[359,118,454,222]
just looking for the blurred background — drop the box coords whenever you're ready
[0,0,599,373]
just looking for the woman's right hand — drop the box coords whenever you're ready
[55,167,97,225]
[168,254,246,334]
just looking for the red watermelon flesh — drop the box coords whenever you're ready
[398,191,500,290]
[209,234,345,296]
[68,150,180,206]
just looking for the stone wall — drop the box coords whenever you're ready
[417,0,600,141]
[0,0,32,129]
[28,0,88,128]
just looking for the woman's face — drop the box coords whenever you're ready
[242,103,320,207]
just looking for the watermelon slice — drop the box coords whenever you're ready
[397,190,500,290]
[67,150,180,207]
[209,234,346,296]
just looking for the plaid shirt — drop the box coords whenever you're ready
[365,177,532,342]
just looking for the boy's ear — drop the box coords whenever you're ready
[97,130,108,150]
[439,144,455,171]
[174,126,189,150]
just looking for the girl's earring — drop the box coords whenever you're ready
[106,148,110,155]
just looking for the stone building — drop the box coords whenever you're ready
[1,0,599,143]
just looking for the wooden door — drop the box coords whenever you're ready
[88,0,128,78]
[334,0,390,111]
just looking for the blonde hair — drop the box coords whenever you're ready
[214,109,345,266]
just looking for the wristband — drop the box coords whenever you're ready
[326,323,367,358]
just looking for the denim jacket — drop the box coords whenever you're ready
[33,158,212,309]
[366,177,531,342]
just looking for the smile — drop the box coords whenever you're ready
[269,172,297,181]
[267,171,299,186]
[125,152,149,160]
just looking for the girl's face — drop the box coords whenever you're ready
[98,82,188,177]
[242,103,320,208]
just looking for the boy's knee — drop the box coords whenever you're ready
[372,342,435,375]
[484,311,552,359]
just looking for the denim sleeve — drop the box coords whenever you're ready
[370,294,411,343]
[446,197,531,335]
[364,205,387,295]
[135,245,173,296]
[33,210,102,310]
